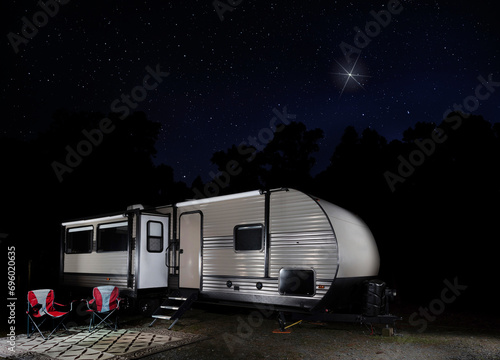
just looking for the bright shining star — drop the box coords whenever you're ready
[331,54,371,98]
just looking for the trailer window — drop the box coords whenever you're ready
[234,224,264,251]
[97,221,128,252]
[147,221,163,253]
[66,226,93,254]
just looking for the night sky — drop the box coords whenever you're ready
[3,0,499,184]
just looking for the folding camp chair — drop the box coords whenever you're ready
[26,289,74,340]
[84,285,121,332]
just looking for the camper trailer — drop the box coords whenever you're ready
[60,188,396,327]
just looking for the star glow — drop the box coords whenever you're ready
[331,54,371,98]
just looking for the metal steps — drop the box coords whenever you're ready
[149,292,198,329]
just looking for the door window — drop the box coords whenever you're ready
[147,221,163,252]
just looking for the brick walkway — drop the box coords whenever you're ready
[0,327,198,359]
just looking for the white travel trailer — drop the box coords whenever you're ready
[60,188,395,328]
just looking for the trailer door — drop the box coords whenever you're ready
[138,215,170,289]
[179,211,202,289]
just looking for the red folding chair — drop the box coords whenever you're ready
[26,289,74,340]
[84,286,121,332]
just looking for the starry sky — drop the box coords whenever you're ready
[2,0,499,184]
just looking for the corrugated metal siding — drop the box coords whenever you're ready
[199,189,337,304]
[269,190,338,280]
[270,190,333,233]
[63,216,131,276]
[62,273,131,289]
[202,276,332,299]
[64,252,128,274]
[194,194,266,278]
[269,232,338,279]
[200,195,265,237]
[203,236,265,277]
[203,277,278,296]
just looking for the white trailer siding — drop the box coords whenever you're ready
[64,252,128,274]
[177,189,339,308]
[62,273,131,289]
[178,191,265,280]
[63,215,130,275]
[269,190,338,281]
[60,188,380,311]
[318,201,380,279]
[61,215,134,290]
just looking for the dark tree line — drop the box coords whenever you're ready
[1,109,499,310]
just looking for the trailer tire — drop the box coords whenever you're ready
[363,279,386,316]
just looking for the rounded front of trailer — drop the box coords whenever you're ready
[269,189,340,309]
[315,199,380,310]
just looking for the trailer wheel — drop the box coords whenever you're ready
[138,298,160,317]
[363,279,386,316]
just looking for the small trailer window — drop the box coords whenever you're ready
[66,226,93,254]
[97,221,128,252]
[147,221,163,253]
[234,224,264,251]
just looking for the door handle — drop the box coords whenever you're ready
[179,249,184,254]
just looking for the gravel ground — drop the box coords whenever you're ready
[118,305,500,360]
